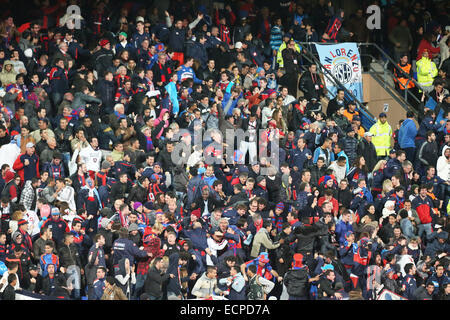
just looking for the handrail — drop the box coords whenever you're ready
[298,41,432,119]
[299,42,376,120]
[356,42,433,105]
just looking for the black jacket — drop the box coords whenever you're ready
[91,48,114,78]
[21,272,43,293]
[284,267,309,297]
[265,175,282,205]
[95,79,116,111]
[299,71,324,100]
[144,266,170,298]
[2,284,16,300]
[310,165,327,188]
[157,149,174,173]
[58,243,82,268]
[317,276,337,299]
[326,97,345,118]
[282,48,302,74]
[293,224,322,254]
[127,183,148,205]
[110,181,132,202]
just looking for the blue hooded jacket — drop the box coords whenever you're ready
[398,118,418,149]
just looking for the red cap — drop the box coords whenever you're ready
[99,39,110,47]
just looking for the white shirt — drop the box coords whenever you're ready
[24,210,41,237]
[206,238,228,266]
[80,145,102,172]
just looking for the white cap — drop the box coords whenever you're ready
[136,16,145,23]
[235,41,243,49]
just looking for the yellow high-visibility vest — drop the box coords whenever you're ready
[369,120,392,156]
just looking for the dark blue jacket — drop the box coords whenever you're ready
[95,79,116,111]
[168,27,186,52]
[402,274,417,300]
[424,231,450,258]
[384,158,402,179]
[289,147,312,170]
[335,220,353,245]
[186,41,208,68]
[131,31,151,49]
[90,278,105,300]
[417,116,441,138]
[48,66,69,94]
[112,238,148,266]
[339,242,357,267]
[18,153,40,182]
[166,252,190,296]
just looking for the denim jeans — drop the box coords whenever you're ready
[134,274,147,299]
[418,223,432,238]
[66,265,81,299]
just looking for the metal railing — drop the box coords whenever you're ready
[356,42,431,113]
[298,42,432,118]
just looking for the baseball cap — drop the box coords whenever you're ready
[99,39,110,47]
[51,208,60,216]
[136,16,145,23]
[364,132,373,137]
[235,41,243,49]
[26,142,35,148]
[258,252,270,263]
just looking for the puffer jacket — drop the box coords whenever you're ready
[342,135,359,165]
[284,267,309,297]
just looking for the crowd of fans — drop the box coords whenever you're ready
[0,0,448,301]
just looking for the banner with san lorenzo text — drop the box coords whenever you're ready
[315,43,364,102]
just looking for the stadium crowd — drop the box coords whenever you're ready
[0,0,448,301]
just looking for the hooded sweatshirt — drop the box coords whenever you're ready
[0,61,17,86]
[436,145,450,181]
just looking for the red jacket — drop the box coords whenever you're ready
[13,153,40,183]
[318,196,339,216]
[417,39,440,60]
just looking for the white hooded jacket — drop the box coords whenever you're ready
[436,145,450,181]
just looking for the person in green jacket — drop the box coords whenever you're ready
[417,49,438,93]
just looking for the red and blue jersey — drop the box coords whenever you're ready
[40,253,60,277]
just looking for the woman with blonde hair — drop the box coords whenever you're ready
[371,159,387,198]
[382,179,393,195]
